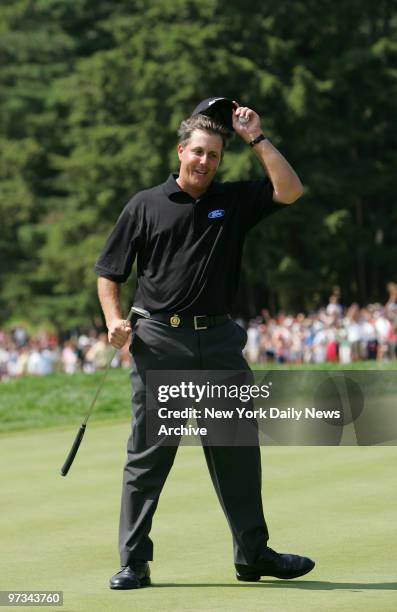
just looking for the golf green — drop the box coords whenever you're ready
[1,421,396,611]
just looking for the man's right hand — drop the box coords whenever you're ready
[107,319,132,349]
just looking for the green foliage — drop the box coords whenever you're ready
[1,0,396,327]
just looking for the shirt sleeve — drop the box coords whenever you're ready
[94,198,144,283]
[231,177,283,231]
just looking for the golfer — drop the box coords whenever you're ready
[95,97,315,589]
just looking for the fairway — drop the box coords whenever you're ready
[1,421,396,611]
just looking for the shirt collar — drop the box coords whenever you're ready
[163,173,222,201]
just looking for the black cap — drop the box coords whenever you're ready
[191,97,235,131]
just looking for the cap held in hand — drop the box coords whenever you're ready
[191,97,236,131]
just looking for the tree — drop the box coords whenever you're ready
[1,0,396,328]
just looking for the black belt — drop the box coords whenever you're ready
[148,313,231,330]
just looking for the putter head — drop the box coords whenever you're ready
[130,306,151,320]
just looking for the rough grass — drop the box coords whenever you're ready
[0,369,132,432]
[1,360,396,433]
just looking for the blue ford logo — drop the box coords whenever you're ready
[208,209,225,219]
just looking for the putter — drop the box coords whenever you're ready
[60,306,150,476]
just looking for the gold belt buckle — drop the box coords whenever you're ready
[194,315,208,330]
[170,314,181,327]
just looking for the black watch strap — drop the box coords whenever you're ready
[249,134,267,147]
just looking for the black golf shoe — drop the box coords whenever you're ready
[109,561,151,589]
[235,546,315,581]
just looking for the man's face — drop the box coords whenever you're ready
[177,129,223,197]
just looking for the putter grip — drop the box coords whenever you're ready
[60,424,86,476]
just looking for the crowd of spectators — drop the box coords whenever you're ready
[1,285,397,382]
[240,301,397,365]
[0,326,132,382]
[239,284,397,365]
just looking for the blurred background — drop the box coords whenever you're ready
[1,0,397,376]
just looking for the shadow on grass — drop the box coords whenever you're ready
[153,581,397,590]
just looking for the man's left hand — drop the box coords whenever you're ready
[232,102,262,144]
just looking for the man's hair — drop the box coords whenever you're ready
[177,114,234,150]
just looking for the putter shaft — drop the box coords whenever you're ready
[60,306,150,476]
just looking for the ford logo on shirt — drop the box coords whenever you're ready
[208,209,225,219]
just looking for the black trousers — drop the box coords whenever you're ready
[119,318,269,566]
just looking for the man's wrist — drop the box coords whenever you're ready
[106,314,123,330]
[248,133,267,147]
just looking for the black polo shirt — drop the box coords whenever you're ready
[94,173,283,314]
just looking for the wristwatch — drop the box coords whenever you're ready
[249,134,267,147]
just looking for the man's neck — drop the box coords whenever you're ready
[176,176,206,200]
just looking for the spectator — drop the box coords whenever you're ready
[337,322,351,364]
[326,294,343,321]
[374,309,394,361]
[85,333,115,370]
[62,340,79,375]
[245,320,261,364]
[385,282,397,314]
[345,304,362,360]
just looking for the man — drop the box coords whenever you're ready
[94,97,315,589]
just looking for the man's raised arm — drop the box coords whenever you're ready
[233,103,303,204]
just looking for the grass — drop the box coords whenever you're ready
[0,423,396,611]
[0,366,396,611]
[1,360,396,433]
[0,369,132,432]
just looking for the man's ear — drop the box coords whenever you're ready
[177,143,184,162]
